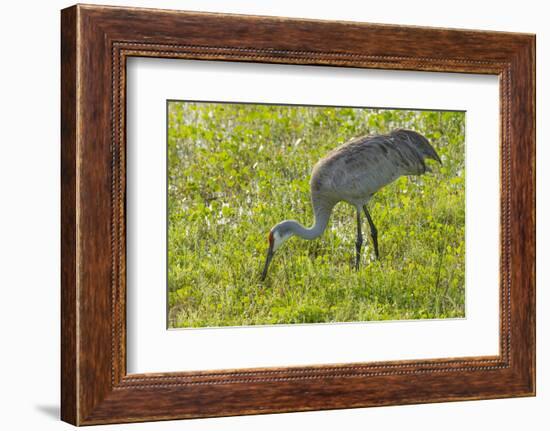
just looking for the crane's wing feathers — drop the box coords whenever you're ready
[310,130,440,206]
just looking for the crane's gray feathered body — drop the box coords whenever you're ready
[261,129,441,281]
[311,129,440,210]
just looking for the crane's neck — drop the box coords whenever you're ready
[287,199,334,240]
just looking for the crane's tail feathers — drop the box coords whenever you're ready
[390,129,442,168]
[428,149,442,165]
[424,151,442,172]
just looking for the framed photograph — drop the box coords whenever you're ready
[61,4,535,425]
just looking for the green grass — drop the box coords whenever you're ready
[167,102,465,328]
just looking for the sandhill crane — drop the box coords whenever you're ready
[261,129,441,281]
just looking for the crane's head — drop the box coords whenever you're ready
[260,222,294,281]
[392,129,442,171]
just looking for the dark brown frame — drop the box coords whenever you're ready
[61,4,535,426]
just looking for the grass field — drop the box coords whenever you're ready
[167,102,465,328]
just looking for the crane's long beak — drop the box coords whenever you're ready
[260,245,274,282]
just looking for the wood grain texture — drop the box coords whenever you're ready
[60,4,536,425]
[60,5,78,425]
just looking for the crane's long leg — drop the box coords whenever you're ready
[363,205,379,260]
[355,208,363,270]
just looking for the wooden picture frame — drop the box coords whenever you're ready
[61,4,535,425]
